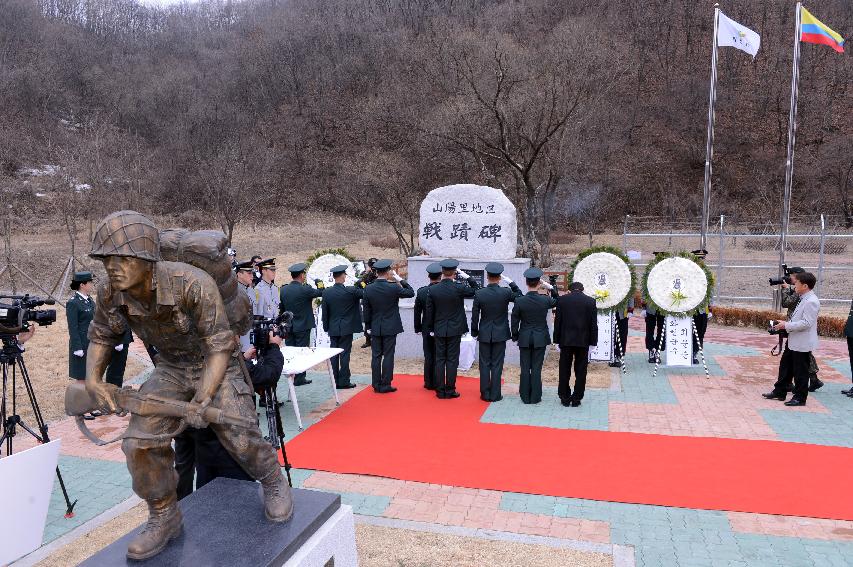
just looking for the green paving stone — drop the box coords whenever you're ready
[827,360,851,380]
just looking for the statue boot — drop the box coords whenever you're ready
[126,495,183,560]
[261,471,294,522]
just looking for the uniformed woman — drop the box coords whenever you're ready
[66,271,98,419]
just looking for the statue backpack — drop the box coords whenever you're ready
[158,229,252,337]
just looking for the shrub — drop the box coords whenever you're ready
[711,305,845,338]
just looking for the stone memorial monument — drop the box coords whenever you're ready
[399,184,532,364]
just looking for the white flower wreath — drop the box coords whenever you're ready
[307,253,356,288]
[646,257,709,314]
[572,252,633,310]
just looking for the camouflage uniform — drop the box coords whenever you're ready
[88,262,282,502]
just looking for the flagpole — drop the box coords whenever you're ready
[775,2,802,311]
[700,4,720,252]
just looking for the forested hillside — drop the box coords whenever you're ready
[1,0,850,264]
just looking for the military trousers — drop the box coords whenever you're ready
[422,333,436,389]
[692,313,708,353]
[370,335,397,389]
[616,317,629,358]
[122,358,279,503]
[286,330,311,383]
[434,335,462,395]
[518,346,545,404]
[105,344,130,387]
[558,346,588,403]
[329,334,353,387]
[478,341,506,401]
[645,314,664,351]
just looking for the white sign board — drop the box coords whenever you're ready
[665,315,693,366]
[588,311,615,361]
[419,184,517,259]
[0,440,62,565]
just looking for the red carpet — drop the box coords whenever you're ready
[287,375,853,521]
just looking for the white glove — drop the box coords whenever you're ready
[365,329,371,335]
[500,274,513,284]
[73,350,84,357]
[457,269,469,279]
[429,332,435,337]
[541,282,553,291]
[416,331,421,335]
[391,270,403,282]
[114,344,124,352]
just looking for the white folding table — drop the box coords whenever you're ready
[279,346,344,430]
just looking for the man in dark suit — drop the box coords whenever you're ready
[423,258,479,399]
[554,281,598,407]
[322,264,364,389]
[843,299,852,397]
[471,262,522,402]
[280,262,323,385]
[362,259,414,393]
[414,263,442,390]
[511,268,559,404]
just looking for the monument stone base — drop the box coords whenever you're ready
[399,256,535,365]
[80,478,356,567]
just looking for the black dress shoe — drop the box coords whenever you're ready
[841,387,853,395]
[90,410,103,417]
[570,400,581,407]
[846,390,853,398]
[561,401,572,407]
[762,391,786,401]
[83,413,96,421]
[436,392,447,399]
[608,360,622,368]
[784,398,806,406]
[692,356,699,365]
[377,386,397,393]
[480,395,489,401]
[336,383,357,389]
[293,379,313,386]
[446,391,460,398]
[808,379,824,392]
[493,394,503,402]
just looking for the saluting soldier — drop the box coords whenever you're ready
[254,258,280,319]
[423,259,479,399]
[321,264,364,389]
[362,260,414,393]
[414,263,442,390]
[358,258,379,349]
[280,262,323,386]
[471,262,522,402]
[511,267,559,404]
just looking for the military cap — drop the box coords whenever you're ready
[439,258,459,269]
[235,260,254,272]
[485,262,505,276]
[426,262,442,275]
[330,264,348,275]
[257,258,277,270]
[691,249,709,259]
[288,262,308,273]
[523,267,544,279]
[72,271,94,283]
[373,259,393,270]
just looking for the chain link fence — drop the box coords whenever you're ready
[622,215,853,312]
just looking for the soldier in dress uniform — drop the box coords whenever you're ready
[250,255,263,287]
[254,258,280,319]
[610,297,634,368]
[280,262,323,386]
[105,324,134,388]
[67,271,96,383]
[362,259,414,393]
[511,267,559,404]
[235,260,257,352]
[471,262,522,402]
[423,259,479,399]
[414,263,442,390]
[321,264,363,389]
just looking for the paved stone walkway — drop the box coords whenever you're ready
[26,319,853,566]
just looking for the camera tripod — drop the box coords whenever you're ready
[259,385,293,487]
[0,334,77,517]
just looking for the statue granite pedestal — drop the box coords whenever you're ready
[81,478,357,567]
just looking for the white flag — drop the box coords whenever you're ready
[717,11,760,57]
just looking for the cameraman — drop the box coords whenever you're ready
[762,272,820,406]
[189,331,284,493]
[778,273,823,392]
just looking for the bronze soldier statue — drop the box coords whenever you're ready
[81,211,292,560]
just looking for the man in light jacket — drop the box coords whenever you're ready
[762,272,820,406]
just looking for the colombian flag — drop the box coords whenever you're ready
[800,6,845,53]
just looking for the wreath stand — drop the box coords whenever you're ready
[651,315,709,379]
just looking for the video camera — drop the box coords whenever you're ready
[548,274,560,287]
[0,294,57,335]
[768,319,787,338]
[769,264,803,286]
[249,311,294,351]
